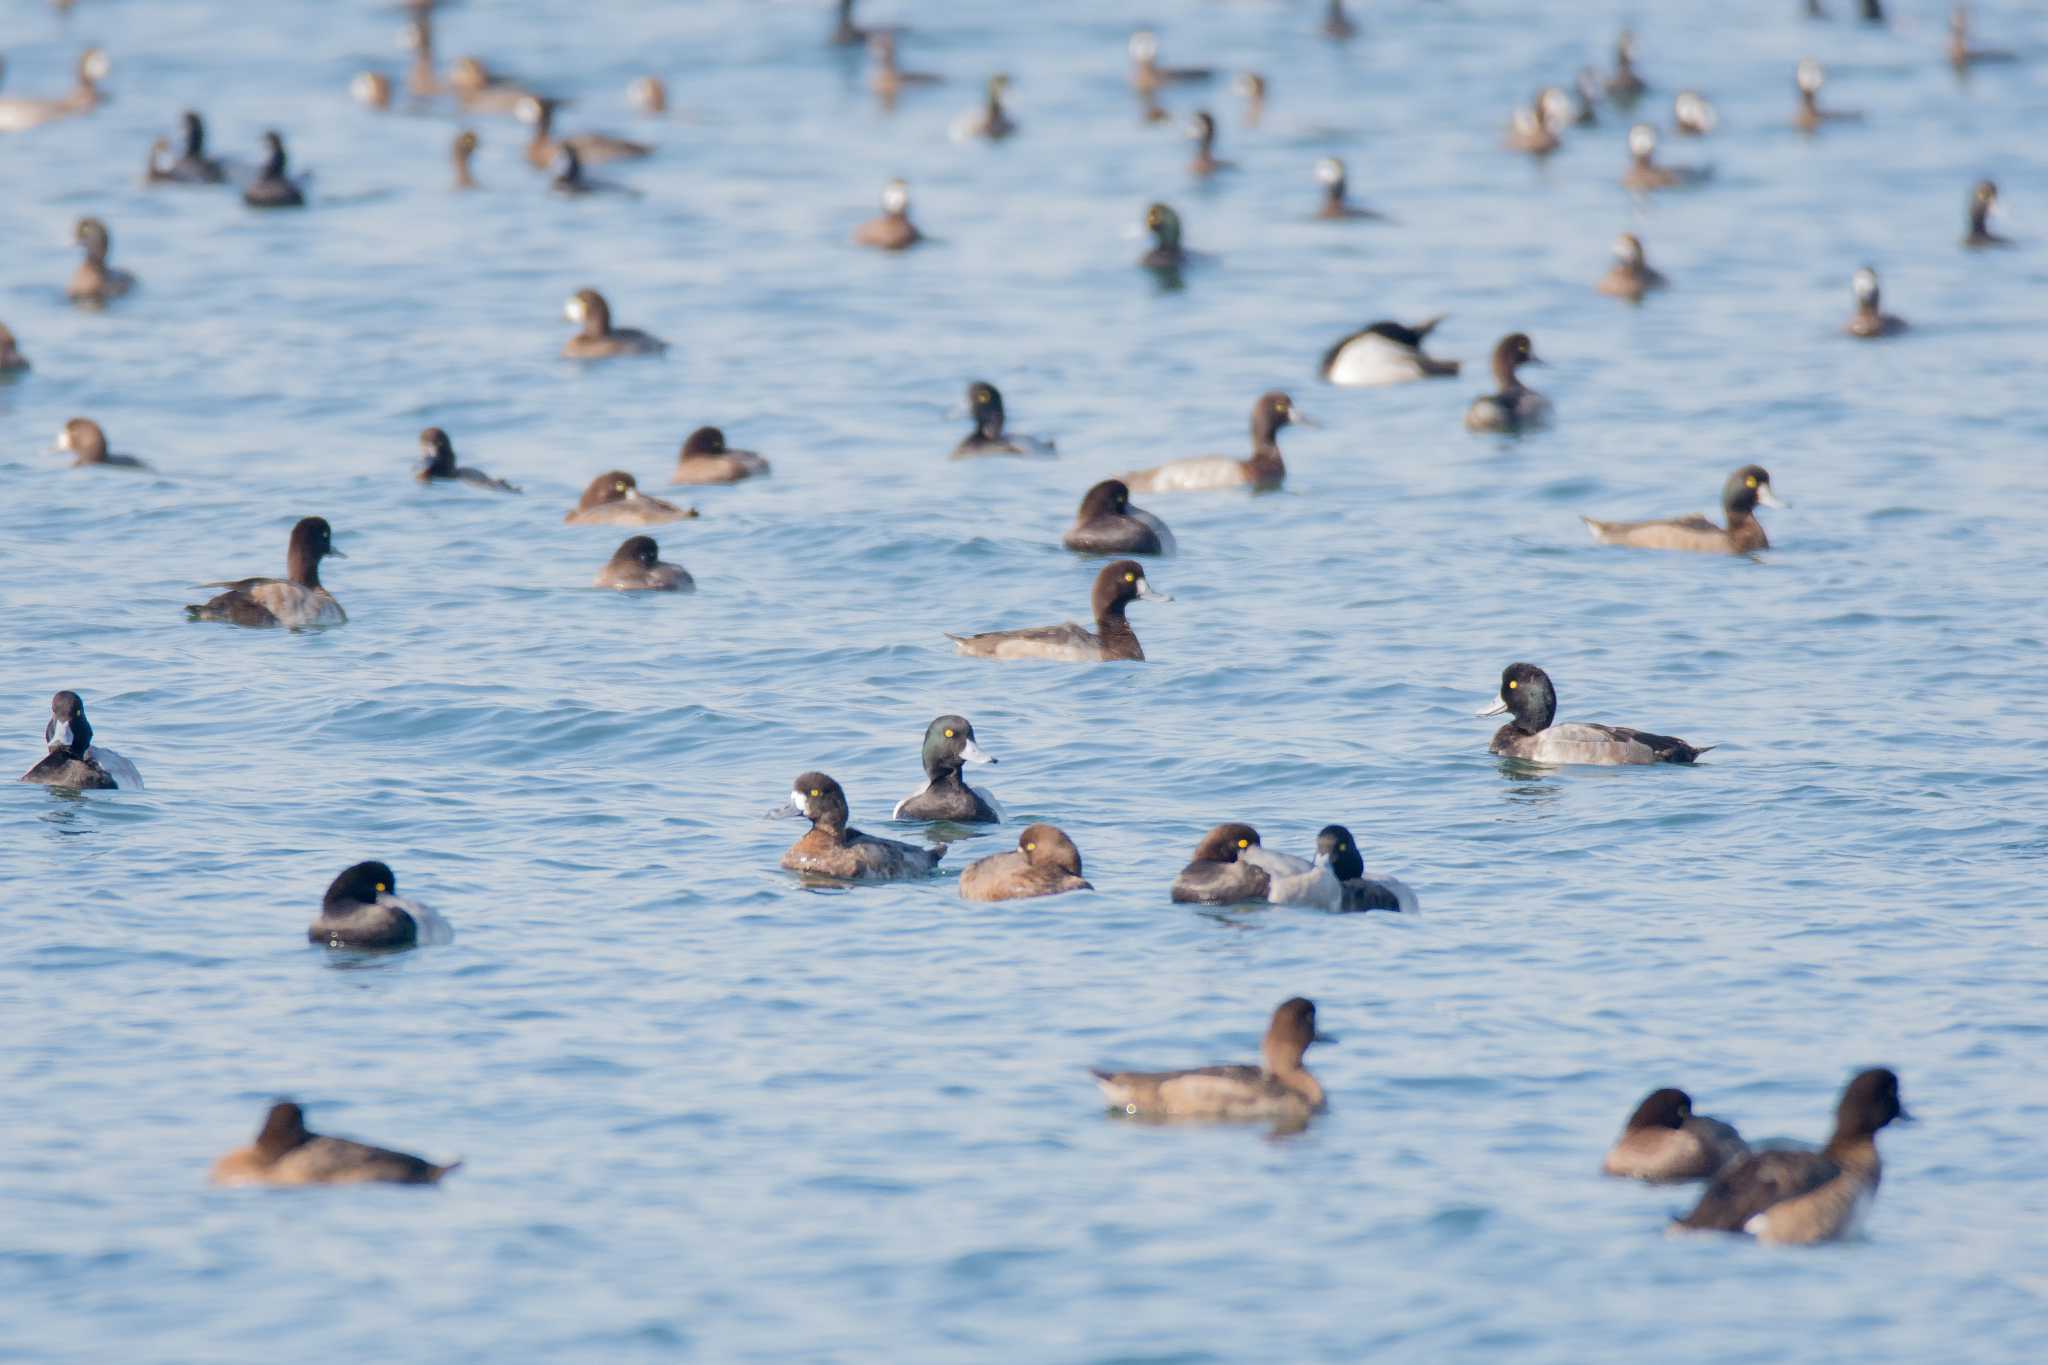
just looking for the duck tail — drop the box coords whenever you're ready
[1414,313,1447,338]
[431,1158,464,1182]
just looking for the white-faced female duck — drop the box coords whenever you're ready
[563,289,667,358]
[518,95,651,168]
[452,130,479,189]
[1963,180,2007,249]
[352,71,393,111]
[311,861,453,949]
[628,76,668,114]
[67,219,134,307]
[1596,232,1667,301]
[959,824,1091,903]
[0,47,110,132]
[1185,110,1232,176]
[1477,662,1712,766]
[565,471,696,526]
[948,559,1170,663]
[0,322,28,374]
[1121,391,1307,493]
[953,381,1054,458]
[416,427,519,492]
[1603,1088,1749,1183]
[1321,316,1458,386]
[1137,202,1186,271]
[776,772,945,881]
[1677,1069,1910,1244]
[1062,479,1175,556]
[55,417,148,470]
[1313,157,1380,221]
[868,33,940,105]
[1093,997,1331,1123]
[1673,90,1717,136]
[1322,1,1358,42]
[672,426,769,484]
[853,179,922,250]
[1169,823,1270,904]
[595,535,692,591]
[1622,123,1707,191]
[1463,333,1549,433]
[950,74,1015,142]
[1504,94,1560,156]
[1793,60,1861,134]
[1243,825,1419,913]
[21,691,143,790]
[1128,29,1213,95]
[187,517,348,629]
[1584,465,1785,555]
[1234,73,1265,129]
[145,111,227,184]
[892,715,1001,822]
[212,1101,460,1188]
[1606,30,1647,105]
[244,131,306,208]
[1949,5,2015,71]
[1845,266,1906,338]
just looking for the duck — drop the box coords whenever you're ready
[1603,1088,1749,1183]
[20,690,143,790]
[0,322,28,374]
[853,179,922,251]
[1169,823,1271,904]
[1322,1,1358,41]
[594,535,691,591]
[186,517,348,629]
[776,772,945,881]
[1673,90,1717,136]
[628,76,668,114]
[550,144,636,197]
[0,47,109,133]
[1313,157,1381,221]
[1476,662,1713,766]
[1573,68,1604,125]
[948,560,1170,663]
[830,0,898,48]
[1092,997,1330,1122]
[67,219,135,306]
[1583,465,1784,555]
[54,417,148,470]
[211,1101,460,1187]
[1596,232,1668,301]
[1622,123,1707,191]
[1320,316,1458,387]
[1948,6,2015,71]
[868,33,940,104]
[892,715,1001,823]
[564,471,696,526]
[1128,30,1213,95]
[1463,333,1550,433]
[1062,479,1175,556]
[671,426,769,484]
[1242,825,1419,913]
[1120,391,1306,493]
[415,427,518,492]
[1137,202,1186,271]
[310,861,453,949]
[959,825,1091,903]
[451,129,479,189]
[402,17,443,98]
[146,111,227,184]
[1540,86,1587,136]
[953,381,1054,458]
[243,131,307,208]
[1676,1069,1910,1244]
[1794,60,1861,134]
[1185,110,1232,176]
[1845,266,1906,338]
[1504,94,1560,156]
[562,289,667,358]
[1233,72,1266,129]
[352,71,393,111]
[1963,180,2008,249]
[950,74,1016,142]
[1606,30,1648,105]
[1860,0,1886,22]
[518,95,651,168]
[448,55,544,116]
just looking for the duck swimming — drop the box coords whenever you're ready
[1320,316,1458,387]
[1121,391,1307,493]
[451,130,479,189]
[628,76,668,114]
[1464,333,1549,433]
[1845,266,1906,338]
[1963,180,2008,249]
[550,145,637,197]
[67,218,134,306]
[948,560,1170,663]
[146,111,227,184]
[1673,90,1717,136]
[958,824,1092,903]
[1062,479,1175,556]
[186,517,348,629]
[594,535,691,591]
[55,417,149,470]
[20,691,143,790]
[1322,1,1358,42]
[1606,30,1648,105]
[1622,123,1706,191]
[1313,156,1381,221]
[1603,1088,1749,1183]
[853,179,922,251]
[953,381,1054,458]
[565,471,696,526]
[1093,997,1330,1122]
[1794,60,1861,134]
[243,131,307,208]
[1185,110,1232,176]
[416,427,519,491]
[1243,824,1419,913]
[831,0,897,48]
[0,47,109,132]
[448,55,544,116]
[211,1101,460,1187]
[353,71,392,111]
[868,34,940,104]
[1583,465,1784,555]
[0,322,28,374]
[563,289,667,358]
[1128,29,1213,95]
[1596,232,1668,302]
[1477,662,1712,766]
[518,94,651,168]
[1677,1069,1910,1244]
[1169,823,1270,904]
[893,715,1001,823]
[950,74,1015,142]
[671,426,769,484]
[1504,94,1560,156]
[1137,202,1187,271]
[1948,5,2015,71]
[1233,72,1266,129]
[776,772,945,881]
[310,861,453,949]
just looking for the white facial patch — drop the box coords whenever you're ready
[1315,158,1343,186]
[1628,124,1656,158]
[564,296,587,322]
[56,426,74,451]
[881,181,909,214]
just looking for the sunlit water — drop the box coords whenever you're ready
[5,1,2048,1360]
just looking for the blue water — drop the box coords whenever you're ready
[6,0,2048,1359]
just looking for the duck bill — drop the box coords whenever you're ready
[326,547,349,559]
[1756,485,1788,510]
[1312,1032,1338,1045]
[1894,1104,1916,1124]
[1475,697,1510,718]
[958,738,998,765]
[1136,583,1173,602]
[768,793,806,820]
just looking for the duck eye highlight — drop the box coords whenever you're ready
[1236,838,1249,848]
[1124,572,1136,582]
[944,729,955,738]
[808,788,821,798]
[374,882,387,892]
[1746,475,1759,488]
[1508,680,1518,690]
[1025,842,1036,851]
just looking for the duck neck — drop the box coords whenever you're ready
[926,763,969,794]
[1493,355,1523,392]
[288,545,323,589]
[1821,1131,1881,1181]
[1094,600,1142,659]
[1322,179,1347,212]
[975,410,1004,441]
[1969,200,1991,236]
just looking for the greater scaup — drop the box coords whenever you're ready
[1312,156,1381,221]
[1137,201,1186,271]
[853,179,922,250]
[211,1101,460,1187]
[1596,232,1668,301]
[0,47,109,132]
[950,74,1015,142]
[518,94,651,168]
[243,131,307,208]
[776,772,946,881]
[1092,997,1330,1122]
[564,471,696,526]
[1062,479,1175,556]
[949,560,1169,663]
[186,517,348,629]
[1243,824,1418,913]
[67,218,134,306]
[1120,391,1307,493]
[562,289,667,358]
[1963,180,2007,249]
[671,426,769,484]
[55,417,148,470]
[958,824,1092,902]
[1583,465,1784,555]
[310,860,453,948]
[594,534,692,591]
[1476,662,1712,765]
[893,715,1001,822]
[1606,30,1647,105]
[20,690,143,790]
[416,427,519,491]
[146,111,227,184]
[1463,333,1550,433]
[1169,823,1270,904]
[1845,266,1906,338]
[1603,1088,1749,1183]
[953,381,1054,458]
[1320,316,1458,386]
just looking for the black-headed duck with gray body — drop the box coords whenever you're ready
[1677,1069,1910,1244]
[1949,5,2016,71]
[1313,157,1380,221]
[948,560,1169,663]
[893,715,1001,822]
[244,131,306,208]
[1062,479,1174,557]
[1584,465,1784,556]
[1845,267,1906,338]
[565,471,696,527]
[672,426,769,484]
[67,219,134,306]
[55,417,149,470]
[1243,824,1419,913]
[1169,823,1271,905]
[1603,1088,1749,1183]
[21,691,143,790]
[595,535,691,591]
[0,47,110,132]
[1793,60,1861,134]
[950,74,1015,142]
[186,517,348,629]
[1478,663,1712,766]
[1963,180,2007,249]
[0,322,28,374]
[310,861,453,949]
[1185,110,1232,176]
[1093,997,1330,1123]
[959,825,1091,903]
[1464,333,1550,433]
[145,111,226,184]
[1321,316,1458,387]
[1622,123,1707,191]
[211,1101,459,1188]
[953,382,1053,458]
[563,289,667,358]
[1128,29,1213,95]
[1121,391,1307,493]
[416,427,518,491]
[518,95,651,169]
[776,772,945,881]
[854,179,922,250]
[1596,233,1667,302]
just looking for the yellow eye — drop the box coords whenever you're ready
[614,482,627,492]
[944,729,955,738]
[1508,680,1518,690]
[1124,572,1135,583]
[374,883,387,892]
[1745,475,1758,488]
[1338,844,1347,853]
[808,788,820,797]
[1025,842,1036,851]
[1236,838,1249,848]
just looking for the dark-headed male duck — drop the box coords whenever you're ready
[1622,123,1708,191]
[1963,180,2007,249]
[853,179,922,251]
[1128,29,1213,95]
[186,517,348,629]
[563,289,667,358]
[1242,824,1419,913]
[1138,202,1186,271]
[950,74,1016,142]
[416,427,519,492]
[518,94,651,168]
[1603,1088,1749,1183]
[21,690,143,790]
[0,47,110,131]
[776,772,945,881]
[1121,391,1308,493]
[310,861,453,949]
[145,111,227,184]
[595,535,691,592]
[244,131,307,208]
[953,381,1053,458]
[1476,662,1712,766]
[1583,465,1784,555]
[565,471,696,527]
[948,560,1170,663]
[1313,156,1381,221]
[958,825,1092,903]
[831,0,900,48]
[1093,997,1330,1123]
[1596,232,1667,302]
[67,218,135,306]
[55,417,149,470]
[1062,479,1175,557]
[1845,266,1906,338]
[1606,29,1647,104]
[1320,316,1458,387]
[211,1101,460,1188]
[893,715,1001,822]
[672,426,769,484]
[1464,333,1550,433]
[550,144,640,197]
[1169,823,1270,905]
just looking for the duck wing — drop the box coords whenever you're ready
[1678,1148,1837,1232]
[1582,515,1727,552]
[1120,456,1247,493]
[85,745,143,790]
[947,622,1101,661]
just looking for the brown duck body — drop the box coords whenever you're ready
[565,472,696,527]
[779,772,944,881]
[212,1102,457,1188]
[958,825,1091,902]
[1584,466,1782,556]
[1169,823,1271,904]
[1093,998,1329,1122]
[948,560,1167,663]
[186,517,347,629]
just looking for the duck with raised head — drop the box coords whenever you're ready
[1093,998,1331,1122]
[1185,110,1232,176]
[0,47,109,132]
[1321,315,1457,386]
[402,16,442,98]
[1603,1088,1749,1183]
[1606,30,1647,105]
[1313,157,1380,221]
[1476,663,1712,766]
[20,691,143,790]
[1794,60,1861,134]
[451,129,479,188]
[1504,93,1560,156]
[1062,479,1175,556]
[1622,123,1707,191]
[212,1101,460,1187]
[594,535,691,591]
[776,773,945,881]
[948,560,1170,663]
[562,289,667,357]
[55,417,148,470]
[959,825,1091,903]
[1137,201,1186,271]
[564,471,695,526]
[1845,266,1906,338]
[671,426,769,484]
[244,131,306,208]
[67,218,134,306]
[830,0,899,48]
[868,33,940,104]
[1583,466,1784,555]
[953,381,1053,458]
[1169,823,1270,904]
[0,322,28,374]
[310,861,452,949]
[146,111,227,184]
[1242,825,1419,913]
[853,179,922,251]
[1121,392,1307,493]
[415,427,518,492]
[186,517,348,629]
[1948,5,2013,69]
[519,94,651,168]
[893,715,1001,823]
[1677,1069,1911,1244]
[950,74,1016,142]
[1128,29,1213,95]
[1673,90,1717,136]
[1464,334,1549,433]
[628,76,668,114]
[1963,180,2008,249]
[1596,232,1667,301]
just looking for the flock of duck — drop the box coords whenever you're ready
[5,0,2014,1243]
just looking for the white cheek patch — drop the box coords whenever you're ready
[564,297,586,322]
[57,427,74,451]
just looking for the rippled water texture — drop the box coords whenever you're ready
[5,1,2048,1360]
